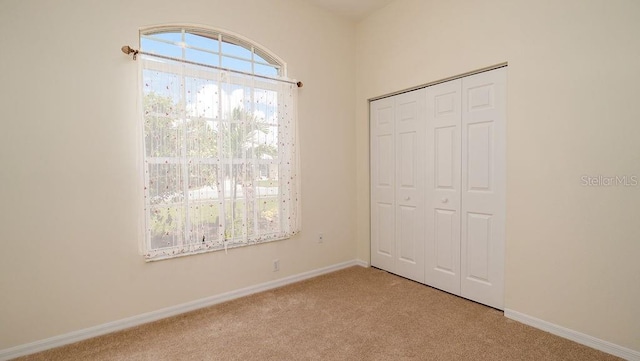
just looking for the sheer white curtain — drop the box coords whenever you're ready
[140,56,299,261]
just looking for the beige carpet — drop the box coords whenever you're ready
[16,266,620,360]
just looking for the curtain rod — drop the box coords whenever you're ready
[120,45,303,88]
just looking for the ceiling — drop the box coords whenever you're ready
[302,0,396,21]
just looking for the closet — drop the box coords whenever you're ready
[370,67,506,310]
[370,89,427,284]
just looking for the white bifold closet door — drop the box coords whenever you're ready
[425,67,506,309]
[425,79,462,296]
[370,89,426,283]
[370,96,395,273]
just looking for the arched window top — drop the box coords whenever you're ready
[140,26,287,77]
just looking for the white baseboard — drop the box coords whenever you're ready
[354,259,369,267]
[505,308,640,361]
[0,259,366,361]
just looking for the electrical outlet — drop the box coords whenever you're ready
[318,233,324,243]
[273,259,280,272]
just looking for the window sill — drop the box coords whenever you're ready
[143,233,296,262]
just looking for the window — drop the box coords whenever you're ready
[139,27,299,261]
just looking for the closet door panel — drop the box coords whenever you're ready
[461,68,506,310]
[425,80,462,294]
[394,90,426,283]
[370,97,396,272]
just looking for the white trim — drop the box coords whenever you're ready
[0,260,365,361]
[505,308,640,361]
[354,259,370,267]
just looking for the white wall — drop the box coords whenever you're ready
[356,0,640,352]
[0,0,357,349]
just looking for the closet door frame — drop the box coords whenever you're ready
[370,65,507,310]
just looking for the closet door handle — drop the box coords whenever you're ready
[441,197,449,204]
[404,196,410,201]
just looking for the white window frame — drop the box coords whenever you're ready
[138,25,299,261]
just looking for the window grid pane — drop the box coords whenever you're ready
[140,28,297,261]
[142,31,281,77]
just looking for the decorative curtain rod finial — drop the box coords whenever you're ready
[121,45,139,60]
